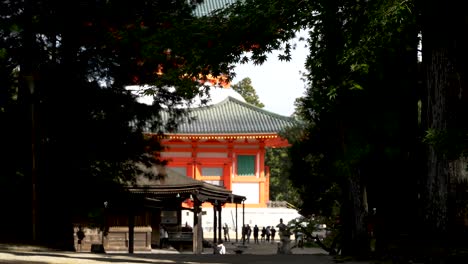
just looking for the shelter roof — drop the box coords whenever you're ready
[127,164,245,204]
[157,96,295,135]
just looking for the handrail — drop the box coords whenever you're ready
[168,231,193,241]
[266,201,298,210]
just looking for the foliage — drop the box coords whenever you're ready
[231,77,264,108]
[230,76,300,205]
[222,0,468,258]
[1,0,201,242]
[287,215,341,254]
[0,0,305,244]
[282,123,342,217]
[214,0,308,66]
[2,0,465,257]
[423,129,468,160]
[265,147,302,206]
[284,0,420,257]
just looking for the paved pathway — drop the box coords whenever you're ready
[218,240,329,255]
[0,243,372,264]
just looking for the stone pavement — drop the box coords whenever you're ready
[212,239,329,255]
[0,242,374,264]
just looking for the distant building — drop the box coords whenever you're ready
[153,95,295,208]
[144,90,301,238]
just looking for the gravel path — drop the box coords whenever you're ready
[0,243,372,264]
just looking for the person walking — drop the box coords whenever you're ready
[223,223,230,242]
[261,227,266,242]
[242,225,247,244]
[276,218,288,236]
[266,226,271,242]
[246,224,252,243]
[253,225,259,244]
[271,226,276,242]
[160,225,169,249]
[76,226,85,252]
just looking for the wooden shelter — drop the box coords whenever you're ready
[101,165,245,254]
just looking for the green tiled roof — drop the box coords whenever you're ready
[161,96,296,135]
[129,164,246,203]
[192,0,238,17]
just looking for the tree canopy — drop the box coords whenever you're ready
[0,0,301,246]
[2,0,467,260]
[231,77,301,205]
[231,77,264,108]
[221,0,467,259]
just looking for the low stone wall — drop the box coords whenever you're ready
[104,226,152,252]
[73,226,103,253]
[73,225,152,252]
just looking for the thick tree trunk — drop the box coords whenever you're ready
[341,173,369,257]
[422,0,468,242]
[35,1,81,249]
[448,157,468,242]
[20,0,40,242]
[423,48,450,235]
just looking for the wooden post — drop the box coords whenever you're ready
[235,203,238,242]
[192,200,202,254]
[218,204,222,242]
[197,209,202,252]
[213,202,217,254]
[128,210,135,254]
[193,203,198,253]
[242,201,245,245]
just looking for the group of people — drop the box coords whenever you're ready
[222,218,290,245]
[160,219,289,252]
[240,224,277,244]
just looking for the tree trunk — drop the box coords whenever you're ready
[423,47,450,236]
[341,172,369,257]
[448,157,468,242]
[20,0,40,242]
[421,0,468,242]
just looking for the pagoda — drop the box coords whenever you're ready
[151,96,295,208]
[143,94,301,239]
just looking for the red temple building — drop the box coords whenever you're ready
[154,95,294,208]
[146,91,301,236]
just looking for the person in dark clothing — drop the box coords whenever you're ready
[270,227,276,242]
[76,226,85,252]
[223,223,230,242]
[261,227,266,242]
[246,224,252,243]
[242,225,247,244]
[266,226,271,242]
[253,225,259,244]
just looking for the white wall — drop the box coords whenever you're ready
[181,207,301,238]
[232,183,260,204]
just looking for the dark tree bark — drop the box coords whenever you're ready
[424,47,450,235]
[341,174,369,257]
[421,0,468,241]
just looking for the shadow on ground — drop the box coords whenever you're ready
[0,242,337,264]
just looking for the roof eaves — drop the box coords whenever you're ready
[187,96,296,122]
[225,96,296,122]
[162,132,280,136]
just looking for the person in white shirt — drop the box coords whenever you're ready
[160,225,169,249]
[217,240,226,254]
